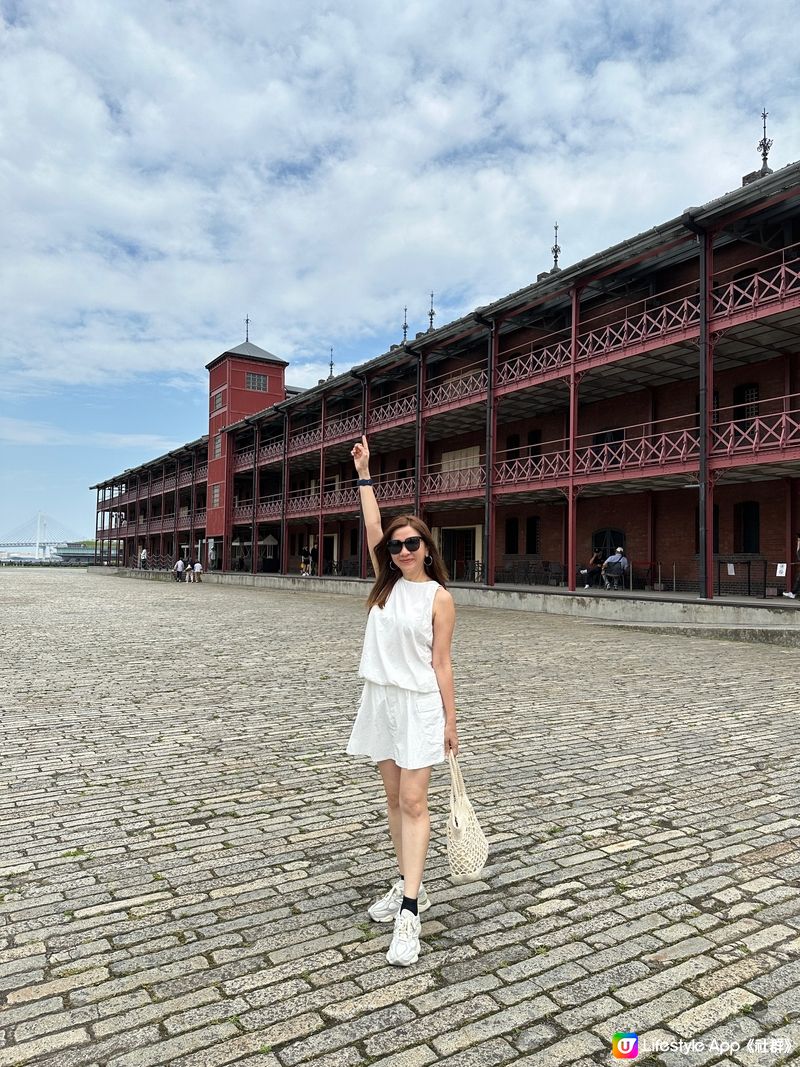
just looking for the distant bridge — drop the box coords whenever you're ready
[0,512,82,549]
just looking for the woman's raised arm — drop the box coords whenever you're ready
[351,435,382,571]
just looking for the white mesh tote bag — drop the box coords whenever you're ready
[446,751,489,883]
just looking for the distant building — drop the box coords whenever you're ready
[93,160,800,598]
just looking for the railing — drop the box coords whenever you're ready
[576,286,700,363]
[257,496,281,520]
[258,440,283,463]
[196,465,208,481]
[494,443,569,485]
[497,331,571,387]
[288,424,322,453]
[421,463,486,496]
[323,484,360,510]
[425,360,488,409]
[287,490,320,515]
[233,449,255,472]
[369,387,417,428]
[374,476,415,501]
[232,503,254,522]
[324,411,362,443]
[710,393,800,459]
[193,510,206,526]
[178,471,192,487]
[711,242,800,320]
[574,415,700,476]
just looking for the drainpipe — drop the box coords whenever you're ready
[567,286,582,591]
[280,411,289,575]
[681,212,714,599]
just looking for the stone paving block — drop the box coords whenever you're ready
[667,986,761,1037]
[431,997,557,1056]
[4,572,800,1067]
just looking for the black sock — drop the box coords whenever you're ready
[400,895,418,916]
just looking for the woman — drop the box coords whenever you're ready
[346,435,459,967]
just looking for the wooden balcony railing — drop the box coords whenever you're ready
[257,496,282,520]
[494,446,570,485]
[374,476,415,501]
[711,243,800,321]
[421,464,486,496]
[233,449,255,472]
[259,439,284,463]
[322,484,360,510]
[425,361,488,411]
[288,425,323,455]
[287,491,320,515]
[710,394,800,459]
[368,388,417,429]
[324,412,362,443]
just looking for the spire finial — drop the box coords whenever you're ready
[551,222,561,272]
[402,306,408,344]
[328,346,334,379]
[758,107,773,174]
[428,292,435,332]
[245,315,250,342]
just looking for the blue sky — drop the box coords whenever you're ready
[1,0,798,539]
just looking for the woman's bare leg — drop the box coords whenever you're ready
[398,767,432,899]
[377,760,403,873]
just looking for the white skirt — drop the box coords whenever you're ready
[346,681,445,770]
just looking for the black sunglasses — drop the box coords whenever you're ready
[387,536,423,554]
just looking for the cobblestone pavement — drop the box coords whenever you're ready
[2,569,800,1067]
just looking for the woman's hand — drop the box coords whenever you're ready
[351,434,371,477]
[444,720,459,756]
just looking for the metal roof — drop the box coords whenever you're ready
[205,340,288,372]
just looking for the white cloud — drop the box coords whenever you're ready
[0,0,798,403]
[0,416,180,452]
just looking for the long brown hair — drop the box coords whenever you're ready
[366,514,449,610]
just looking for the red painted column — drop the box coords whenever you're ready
[94,488,100,564]
[566,286,581,591]
[280,412,289,575]
[485,321,499,586]
[318,397,326,572]
[420,349,426,516]
[360,376,370,580]
[701,232,715,599]
[252,424,259,575]
[160,462,166,559]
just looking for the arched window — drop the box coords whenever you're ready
[592,528,625,559]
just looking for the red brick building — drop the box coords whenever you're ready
[94,160,800,598]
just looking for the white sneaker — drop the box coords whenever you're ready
[584,584,590,589]
[368,879,431,923]
[782,591,796,599]
[386,908,421,967]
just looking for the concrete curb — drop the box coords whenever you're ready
[89,566,800,645]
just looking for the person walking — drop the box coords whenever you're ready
[193,559,203,583]
[173,557,185,582]
[140,546,147,570]
[346,435,459,968]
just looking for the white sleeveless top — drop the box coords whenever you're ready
[358,577,441,692]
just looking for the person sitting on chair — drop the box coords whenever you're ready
[602,547,629,590]
[579,549,603,589]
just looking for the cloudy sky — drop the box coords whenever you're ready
[1,0,798,541]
